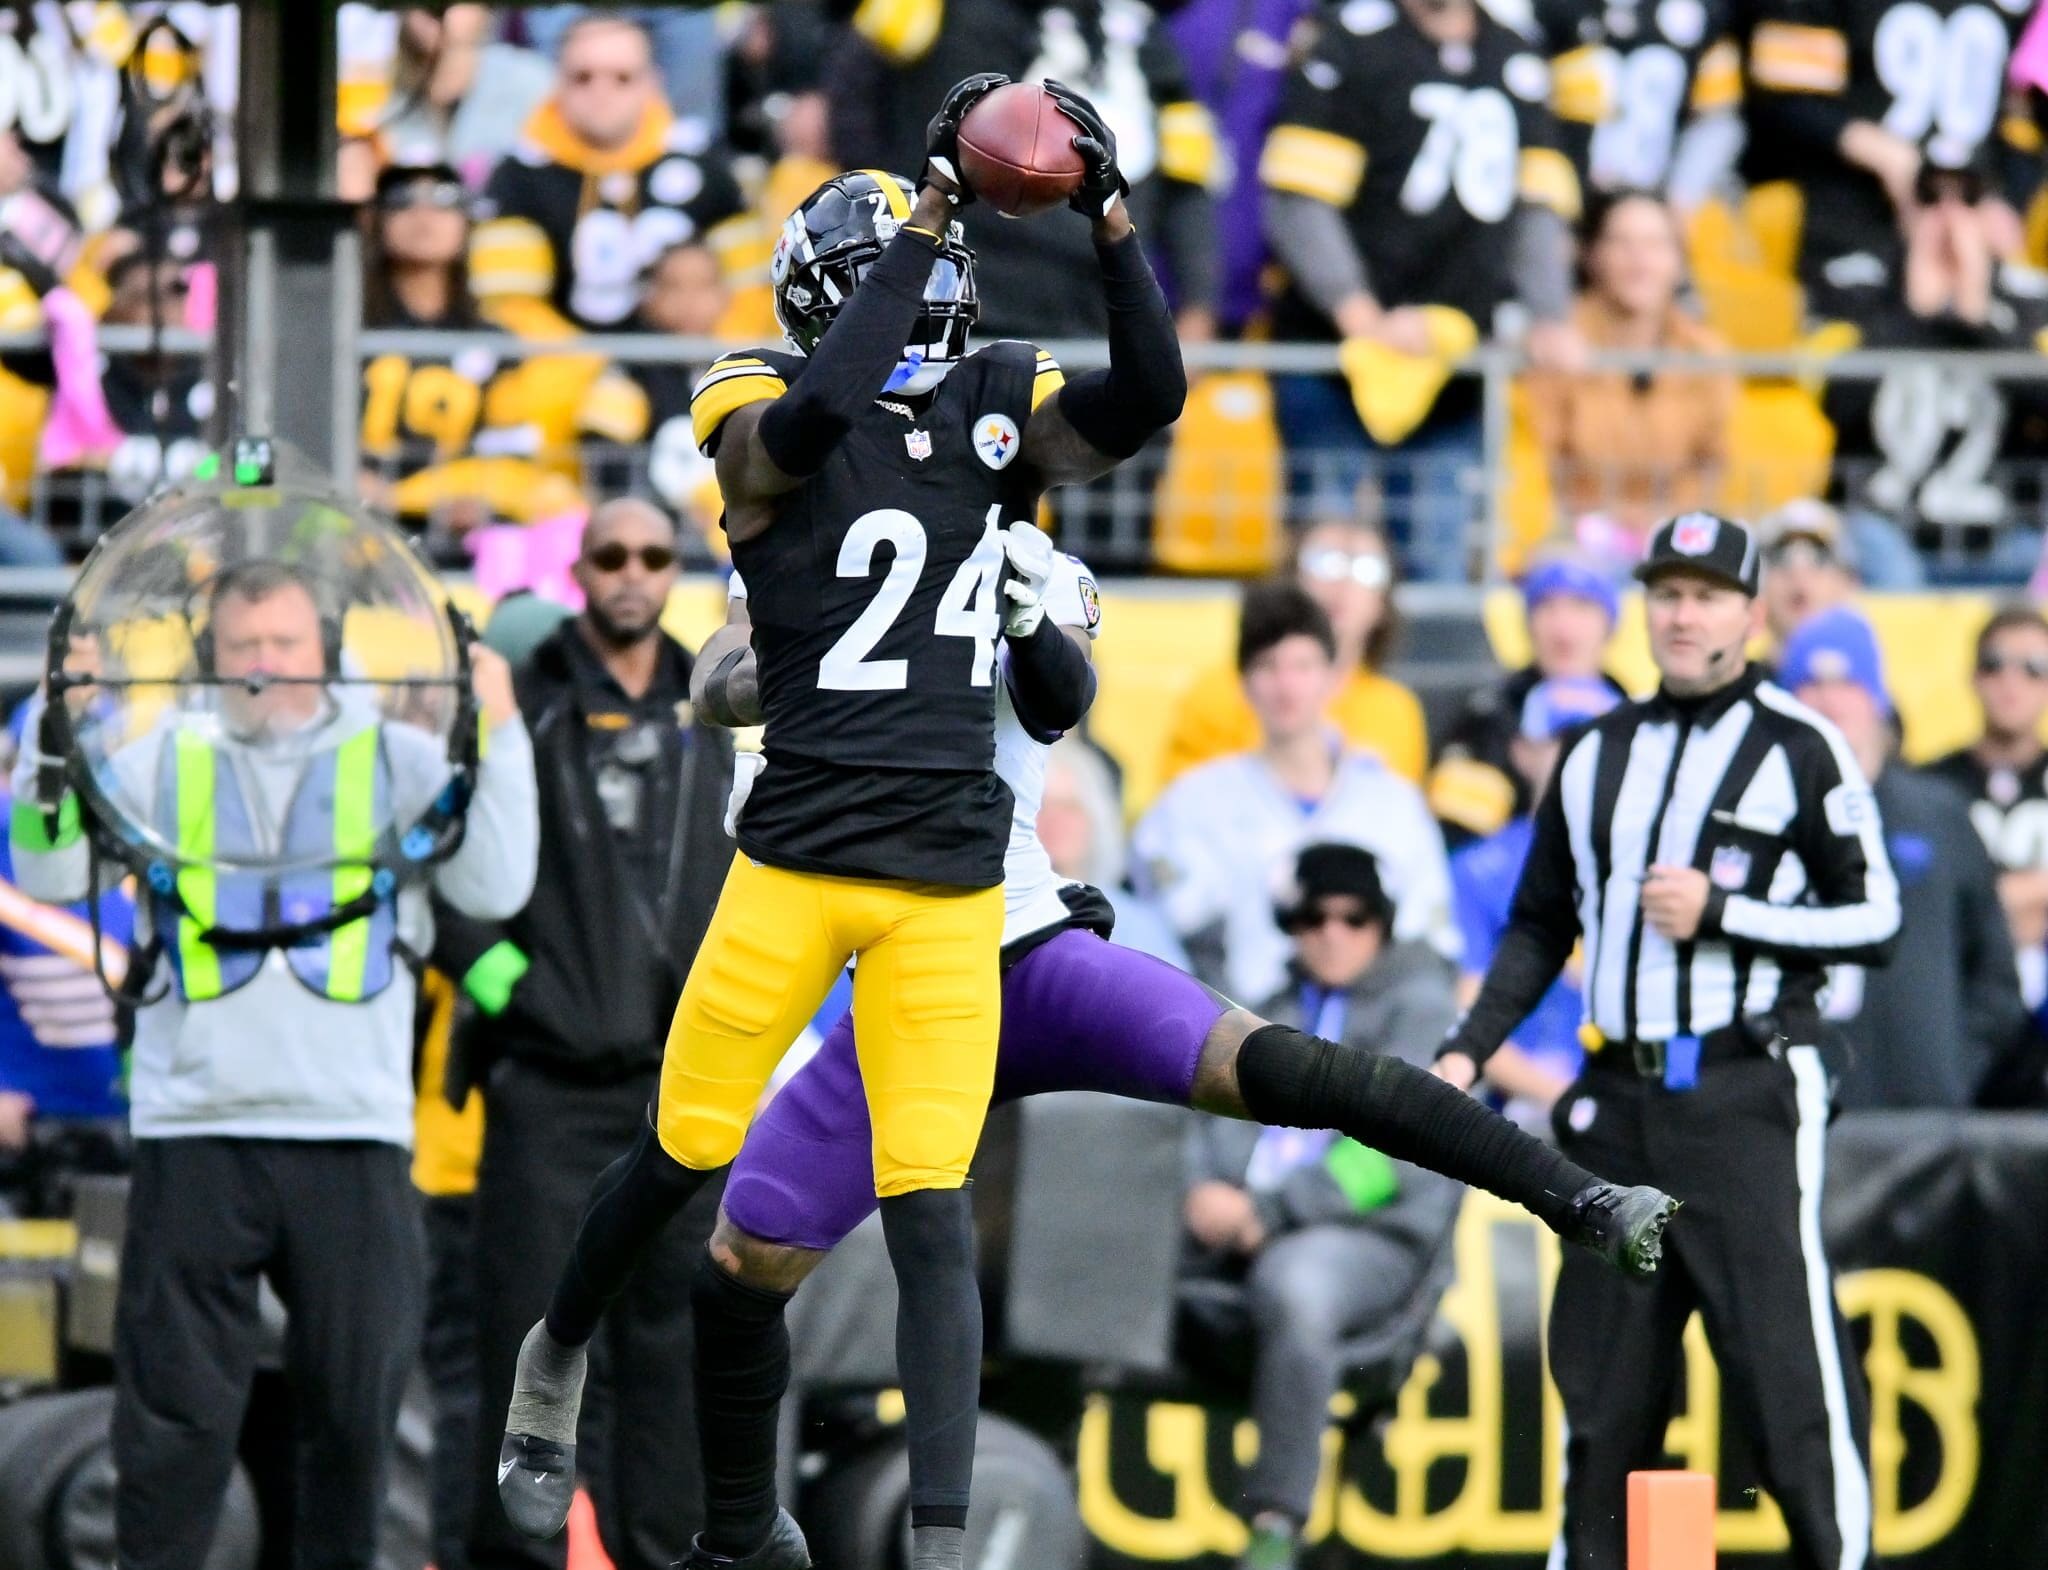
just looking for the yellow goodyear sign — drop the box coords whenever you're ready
[1077,1193,1981,1563]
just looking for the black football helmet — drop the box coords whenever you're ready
[770,171,978,372]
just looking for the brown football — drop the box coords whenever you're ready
[956,81,1087,218]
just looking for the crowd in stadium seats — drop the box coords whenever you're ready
[0,0,2044,581]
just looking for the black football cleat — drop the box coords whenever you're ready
[678,1508,814,1570]
[498,1320,586,1539]
[1568,1183,1680,1277]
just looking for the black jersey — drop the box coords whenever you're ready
[476,107,746,329]
[1564,0,1742,194]
[1262,0,1573,338]
[1746,0,2033,285]
[693,341,1059,888]
[1926,747,2048,872]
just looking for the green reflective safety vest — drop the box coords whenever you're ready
[154,725,399,1002]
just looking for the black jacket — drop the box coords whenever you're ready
[436,622,735,1081]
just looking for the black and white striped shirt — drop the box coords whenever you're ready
[1450,665,1901,1057]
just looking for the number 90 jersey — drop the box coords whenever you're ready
[693,338,1063,890]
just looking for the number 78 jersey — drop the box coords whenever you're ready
[693,339,1063,889]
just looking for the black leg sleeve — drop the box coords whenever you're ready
[1235,1024,1598,1233]
[691,1254,795,1558]
[547,1115,717,1346]
[879,1188,981,1530]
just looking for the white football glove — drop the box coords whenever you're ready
[1001,520,1058,638]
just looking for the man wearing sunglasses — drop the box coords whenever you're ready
[434,498,739,1570]
[1929,606,2048,1039]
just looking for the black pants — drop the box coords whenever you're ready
[1547,1049,1873,1570]
[424,1192,481,1570]
[113,1137,425,1570]
[469,1060,724,1570]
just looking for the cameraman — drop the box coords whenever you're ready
[9,560,538,1570]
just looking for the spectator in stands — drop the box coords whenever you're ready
[472,13,750,333]
[1429,548,1626,845]
[1928,608,2048,1015]
[1783,608,2028,1109]
[371,6,553,185]
[1134,581,1456,1003]
[0,783,132,1219]
[1176,841,1461,1570]
[1160,520,1427,787]
[522,6,730,135]
[1168,0,1312,336]
[579,239,731,539]
[1757,500,1859,665]
[1745,0,2037,311]
[826,0,1221,341]
[1450,677,1622,1129]
[1526,191,1735,549]
[1038,736,1190,968]
[1814,164,2040,585]
[1258,0,1581,581]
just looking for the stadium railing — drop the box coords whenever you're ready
[4,327,2044,585]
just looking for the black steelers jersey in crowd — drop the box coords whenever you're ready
[1745,0,2036,285]
[1535,0,1742,194]
[1261,0,1576,339]
[1926,746,2048,874]
[692,341,1062,888]
[476,105,747,329]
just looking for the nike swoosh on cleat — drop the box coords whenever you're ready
[498,1456,516,1486]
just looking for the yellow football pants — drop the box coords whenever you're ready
[657,852,1005,1197]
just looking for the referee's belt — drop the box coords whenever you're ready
[1580,1023,1758,1080]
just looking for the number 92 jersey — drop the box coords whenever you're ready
[693,338,1064,890]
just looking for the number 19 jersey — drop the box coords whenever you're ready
[692,338,1062,889]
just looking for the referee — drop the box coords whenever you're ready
[1436,513,1899,1570]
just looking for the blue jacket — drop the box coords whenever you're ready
[0,794,131,1119]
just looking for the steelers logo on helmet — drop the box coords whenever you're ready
[772,170,978,394]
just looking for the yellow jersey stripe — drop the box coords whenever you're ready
[1749,23,1849,94]
[1157,101,1221,187]
[1550,45,1611,127]
[851,0,944,64]
[855,169,912,220]
[692,372,786,451]
[469,217,556,300]
[1690,38,1743,112]
[1031,366,1066,412]
[1259,124,1367,208]
[1518,147,1582,221]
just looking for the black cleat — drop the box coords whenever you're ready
[498,1431,576,1538]
[678,1508,814,1570]
[1568,1183,1680,1277]
[498,1320,587,1539]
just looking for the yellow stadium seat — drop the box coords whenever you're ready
[1717,383,1836,518]
[1151,371,1285,576]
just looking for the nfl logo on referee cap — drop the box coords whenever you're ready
[1671,513,1718,555]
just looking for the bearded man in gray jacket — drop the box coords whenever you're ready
[11,558,539,1570]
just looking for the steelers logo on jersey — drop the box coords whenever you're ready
[975,414,1022,470]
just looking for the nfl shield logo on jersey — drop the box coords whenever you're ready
[974,414,1021,469]
[1710,844,1751,890]
[906,428,932,462]
[1671,513,1719,556]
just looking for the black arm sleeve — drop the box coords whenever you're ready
[1440,752,1583,1066]
[754,226,942,477]
[1054,231,1188,458]
[1003,622,1096,742]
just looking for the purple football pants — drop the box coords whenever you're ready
[723,928,1229,1250]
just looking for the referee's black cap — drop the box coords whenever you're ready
[1633,511,1761,598]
